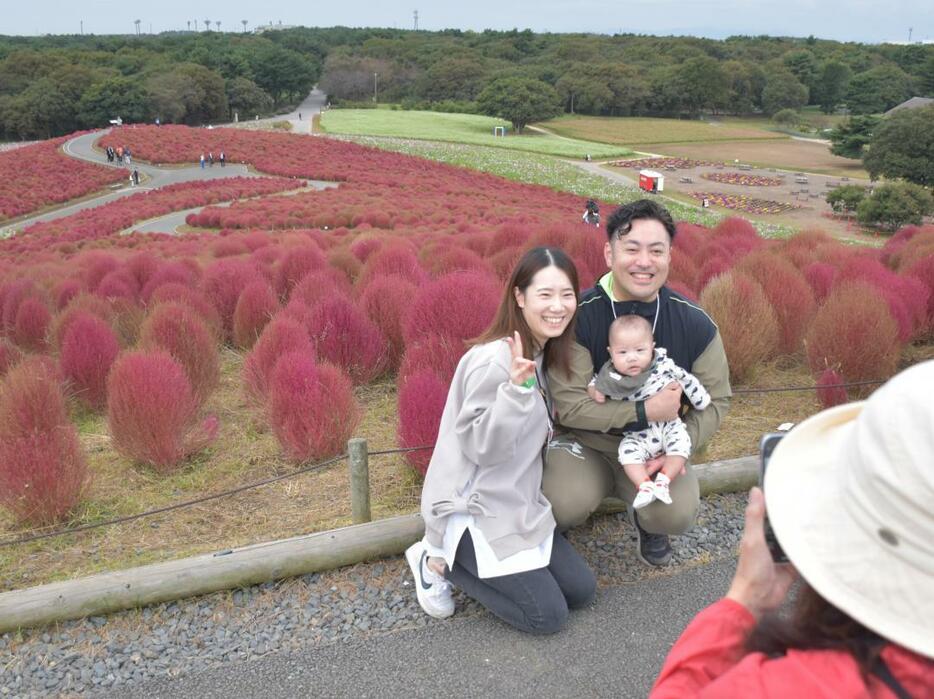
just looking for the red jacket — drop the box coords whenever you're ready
[651,599,934,698]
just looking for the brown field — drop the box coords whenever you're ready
[606,155,880,242]
[644,139,868,179]
[541,115,782,146]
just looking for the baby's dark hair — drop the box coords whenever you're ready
[609,314,653,341]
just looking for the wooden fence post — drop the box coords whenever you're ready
[348,438,371,524]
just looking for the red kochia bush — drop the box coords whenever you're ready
[233,281,279,349]
[815,368,849,409]
[12,296,51,351]
[107,350,217,472]
[148,283,223,340]
[201,258,265,340]
[50,294,115,350]
[243,316,313,403]
[301,297,388,385]
[696,256,733,291]
[140,261,198,303]
[359,274,417,370]
[53,279,81,310]
[95,270,139,302]
[423,246,490,277]
[398,335,466,385]
[805,282,900,387]
[736,252,816,356]
[349,237,382,262]
[834,257,928,342]
[286,268,353,312]
[0,357,87,525]
[274,245,327,299]
[667,281,698,303]
[1,279,37,334]
[138,303,220,406]
[81,253,120,293]
[60,313,121,411]
[397,369,450,475]
[357,244,427,290]
[327,247,363,282]
[0,338,22,378]
[803,262,836,303]
[669,247,700,294]
[402,271,499,346]
[699,273,779,384]
[123,252,160,292]
[267,352,360,462]
[904,255,934,335]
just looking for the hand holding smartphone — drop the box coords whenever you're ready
[759,432,789,563]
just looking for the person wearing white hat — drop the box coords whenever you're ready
[651,360,934,697]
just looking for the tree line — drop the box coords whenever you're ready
[0,32,320,139]
[1,27,932,140]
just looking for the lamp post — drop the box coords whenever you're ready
[373,73,379,103]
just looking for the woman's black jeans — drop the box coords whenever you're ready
[445,530,596,635]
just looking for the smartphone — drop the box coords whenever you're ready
[759,432,789,563]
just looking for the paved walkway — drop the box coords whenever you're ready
[233,88,328,135]
[1,90,333,237]
[107,559,734,699]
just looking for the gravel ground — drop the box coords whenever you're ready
[0,493,745,697]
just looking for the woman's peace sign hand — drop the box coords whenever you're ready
[505,331,537,387]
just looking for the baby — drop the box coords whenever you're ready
[587,315,711,509]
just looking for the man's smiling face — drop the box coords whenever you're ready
[604,217,672,303]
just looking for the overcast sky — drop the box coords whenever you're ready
[3,1,931,44]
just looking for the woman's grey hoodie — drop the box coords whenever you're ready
[420,338,555,561]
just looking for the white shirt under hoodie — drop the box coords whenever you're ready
[420,339,556,578]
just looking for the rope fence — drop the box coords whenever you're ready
[0,378,886,549]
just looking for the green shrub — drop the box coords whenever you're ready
[825,184,866,215]
[772,109,799,127]
[857,182,934,231]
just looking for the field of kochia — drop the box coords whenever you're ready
[0,125,931,588]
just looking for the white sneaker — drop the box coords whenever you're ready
[405,540,454,619]
[654,473,673,505]
[633,481,656,510]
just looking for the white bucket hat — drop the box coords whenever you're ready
[764,360,934,659]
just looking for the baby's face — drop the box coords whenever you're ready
[608,326,655,376]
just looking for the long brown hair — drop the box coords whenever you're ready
[746,583,887,676]
[470,246,580,378]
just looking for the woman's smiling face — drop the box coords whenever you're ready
[514,265,577,349]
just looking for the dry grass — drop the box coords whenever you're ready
[539,115,782,146]
[645,139,868,179]
[2,343,931,591]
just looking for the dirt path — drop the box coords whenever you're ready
[578,155,882,244]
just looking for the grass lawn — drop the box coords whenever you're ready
[320,109,631,159]
[540,115,787,146]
